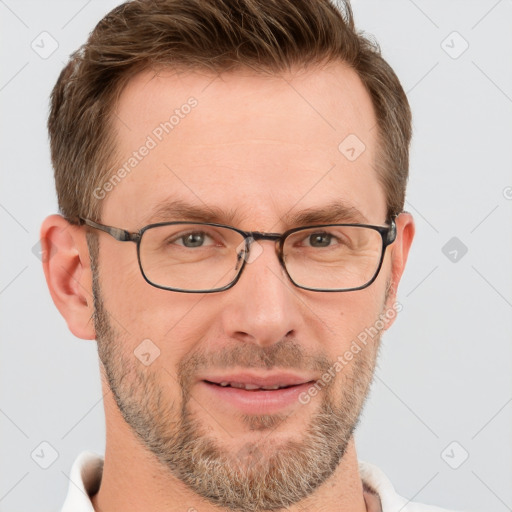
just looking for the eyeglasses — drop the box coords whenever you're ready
[79,217,397,293]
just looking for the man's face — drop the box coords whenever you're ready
[92,63,404,511]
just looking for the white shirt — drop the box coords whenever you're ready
[61,451,459,512]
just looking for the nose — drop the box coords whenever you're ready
[219,238,304,347]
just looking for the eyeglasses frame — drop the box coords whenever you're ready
[78,217,397,293]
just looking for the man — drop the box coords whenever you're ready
[40,0,455,511]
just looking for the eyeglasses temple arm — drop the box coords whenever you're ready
[386,218,397,245]
[79,218,138,242]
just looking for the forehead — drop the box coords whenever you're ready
[103,63,385,230]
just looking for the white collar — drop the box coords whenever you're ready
[61,451,455,512]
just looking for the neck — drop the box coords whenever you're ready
[92,384,367,512]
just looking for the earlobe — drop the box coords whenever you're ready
[40,214,96,340]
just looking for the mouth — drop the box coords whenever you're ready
[203,380,304,391]
[198,372,317,415]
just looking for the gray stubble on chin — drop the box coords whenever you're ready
[91,261,380,512]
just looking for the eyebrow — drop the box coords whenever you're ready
[141,199,369,229]
[143,199,244,226]
[281,201,369,226]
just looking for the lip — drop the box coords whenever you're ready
[200,371,315,388]
[198,371,317,415]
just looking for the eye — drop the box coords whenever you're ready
[305,232,336,248]
[174,231,214,248]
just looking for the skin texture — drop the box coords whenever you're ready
[41,62,414,512]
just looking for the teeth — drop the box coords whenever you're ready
[215,381,286,390]
[241,383,260,390]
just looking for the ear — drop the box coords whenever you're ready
[40,214,96,340]
[384,212,415,314]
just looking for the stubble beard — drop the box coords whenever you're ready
[90,258,383,512]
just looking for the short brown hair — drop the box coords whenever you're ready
[48,0,411,224]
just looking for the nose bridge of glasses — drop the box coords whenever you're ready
[236,231,284,269]
[246,231,283,253]
[248,231,283,242]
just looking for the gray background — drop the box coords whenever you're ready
[1,1,511,511]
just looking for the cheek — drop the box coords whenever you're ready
[98,246,214,356]
[312,285,386,356]
[304,283,384,384]
[313,290,385,399]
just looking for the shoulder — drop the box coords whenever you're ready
[359,460,462,512]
